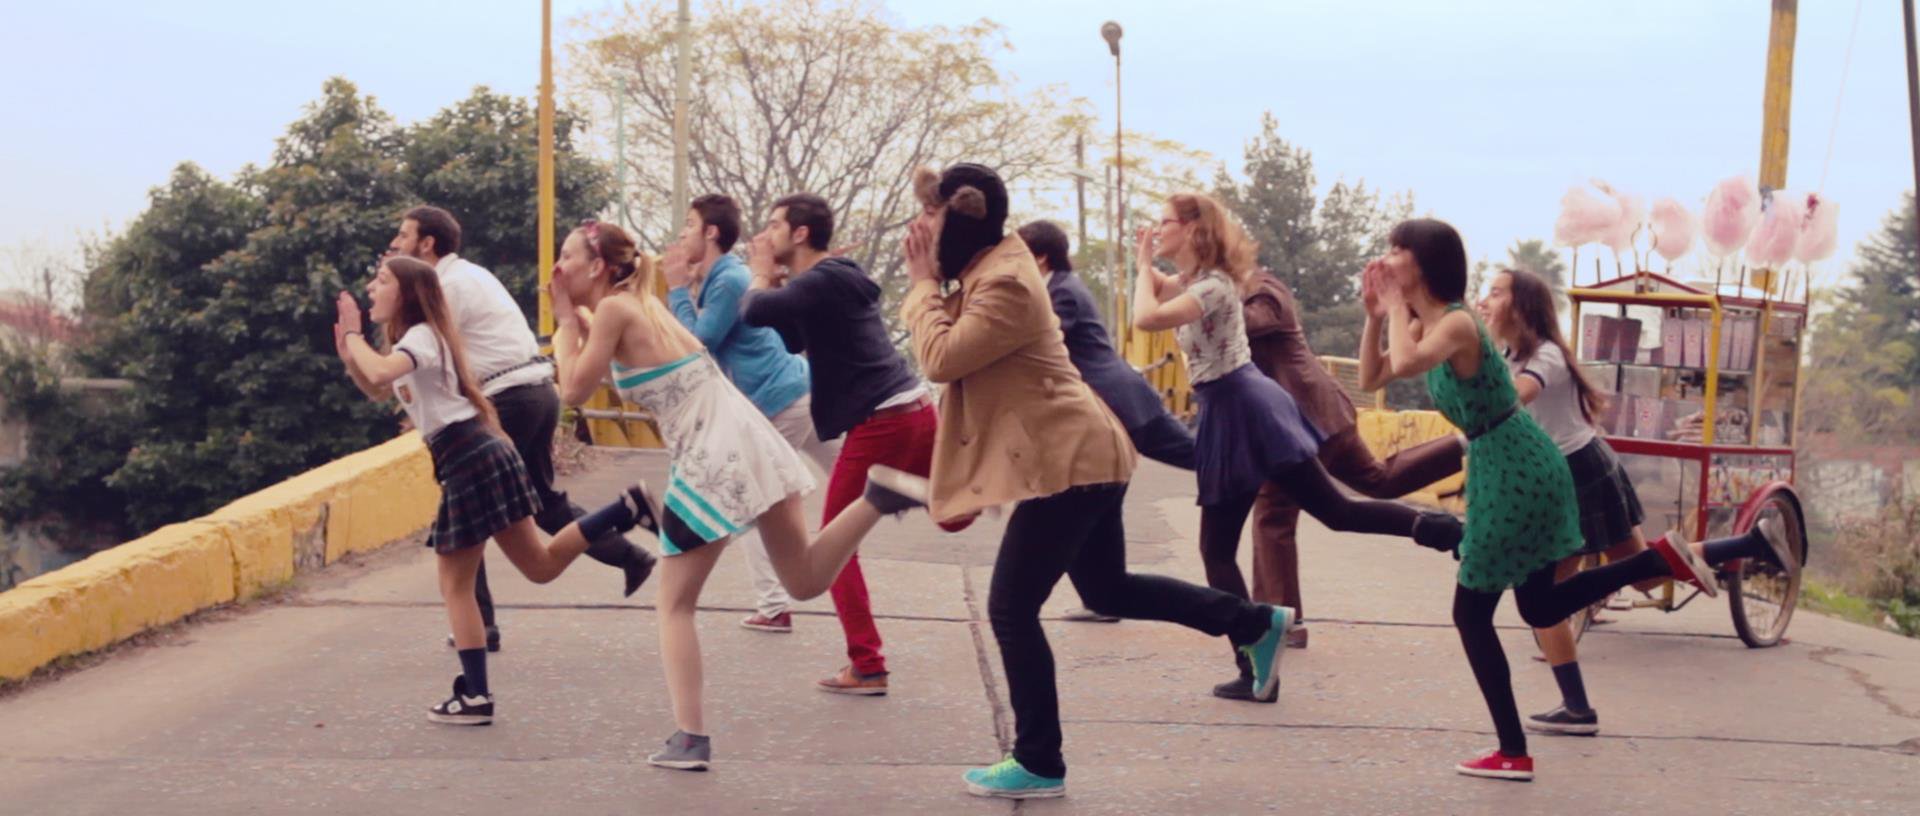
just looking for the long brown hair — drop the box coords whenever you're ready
[1499,268,1606,423]
[379,255,501,433]
[1168,193,1259,285]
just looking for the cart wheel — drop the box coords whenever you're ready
[1728,485,1806,648]
[1530,553,1605,653]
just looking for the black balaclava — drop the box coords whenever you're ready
[930,163,1010,280]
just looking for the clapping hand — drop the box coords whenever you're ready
[747,233,785,287]
[903,220,937,285]
[548,263,575,321]
[662,243,694,289]
[1361,259,1389,319]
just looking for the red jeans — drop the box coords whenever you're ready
[822,402,940,675]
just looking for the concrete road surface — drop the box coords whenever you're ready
[2,451,1916,815]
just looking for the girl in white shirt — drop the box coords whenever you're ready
[1479,267,1799,738]
[334,255,656,727]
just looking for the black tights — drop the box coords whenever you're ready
[1452,549,1671,756]
[1200,457,1423,606]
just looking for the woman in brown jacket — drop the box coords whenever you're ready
[893,164,1292,801]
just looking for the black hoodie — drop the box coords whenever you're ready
[740,256,922,441]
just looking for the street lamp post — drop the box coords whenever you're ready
[1101,21,1124,342]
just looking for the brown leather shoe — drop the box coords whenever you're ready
[1285,626,1308,649]
[816,665,888,696]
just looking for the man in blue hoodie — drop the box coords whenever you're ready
[665,194,830,636]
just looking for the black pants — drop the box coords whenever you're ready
[1199,457,1422,609]
[1128,411,1197,472]
[1452,548,1673,756]
[988,483,1274,779]
[473,383,632,626]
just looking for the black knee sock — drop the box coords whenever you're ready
[577,495,641,543]
[1551,662,1591,713]
[1701,529,1768,566]
[457,648,489,697]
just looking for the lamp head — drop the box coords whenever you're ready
[1100,21,1122,56]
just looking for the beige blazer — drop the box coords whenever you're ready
[900,234,1136,523]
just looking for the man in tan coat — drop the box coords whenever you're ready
[890,163,1293,801]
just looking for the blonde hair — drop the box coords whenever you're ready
[1168,193,1259,284]
[572,221,700,358]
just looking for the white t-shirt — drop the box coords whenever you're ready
[1175,272,1252,384]
[434,254,554,396]
[1507,341,1598,455]
[393,324,480,440]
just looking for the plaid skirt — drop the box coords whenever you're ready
[1566,437,1644,555]
[425,419,541,555]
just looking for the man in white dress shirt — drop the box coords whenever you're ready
[391,206,657,652]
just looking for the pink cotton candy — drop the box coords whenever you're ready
[1600,185,1644,254]
[1794,193,1839,263]
[1650,197,1696,261]
[1747,191,1806,268]
[1555,184,1621,247]
[1702,175,1760,257]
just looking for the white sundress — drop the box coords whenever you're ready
[612,352,815,554]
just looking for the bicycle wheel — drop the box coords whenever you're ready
[1728,486,1807,648]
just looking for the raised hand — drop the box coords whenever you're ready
[662,242,694,289]
[747,233,783,285]
[1360,259,1386,319]
[335,291,363,335]
[548,263,574,319]
[1134,225,1155,278]
[904,220,937,285]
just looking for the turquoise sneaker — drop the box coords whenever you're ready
[1239,606,1296,703]
[962,756,1065,799]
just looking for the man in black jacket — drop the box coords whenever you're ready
[739,193,957,696]
[1018,220,1195,470]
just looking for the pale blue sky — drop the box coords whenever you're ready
[3,1,1913,294]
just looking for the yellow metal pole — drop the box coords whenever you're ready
[1759,0,1797,193]
[537,0,557,338]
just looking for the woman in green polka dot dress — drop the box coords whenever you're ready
[1355,219,1719,782]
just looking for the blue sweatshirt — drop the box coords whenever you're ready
[668,253,809,417]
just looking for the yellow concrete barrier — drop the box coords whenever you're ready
[0,433,440,682]
[1354,409,1467,514]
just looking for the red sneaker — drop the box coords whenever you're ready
[1649,530,1719,598]
[1455,749,1534,781]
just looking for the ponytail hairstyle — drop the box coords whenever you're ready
[573,220,700,357]
[378,255,501,433]
[1167,192,1259,286]
[1499,267,1607,424]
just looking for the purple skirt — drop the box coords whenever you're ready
[1192,364,1323,506]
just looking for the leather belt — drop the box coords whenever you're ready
[1465,404,1519,441]
[482,355,553,385]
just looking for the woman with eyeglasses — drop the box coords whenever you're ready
[1129,193,1468,702]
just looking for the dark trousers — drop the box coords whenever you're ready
[1251,430,1464,616]
[473,383,633,626]
[1127,411,1197,472]
[989,483,1273,779]
[1453,548,1673,756]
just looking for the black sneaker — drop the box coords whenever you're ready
[1754,516,1800,578]
[621,544,657,598]
[647,729,711,771]
[444,626,502,653]
[624,481,663,538]
[1413,511,1464,553]
[864,465,929,515]
[427,675,494,726]
[1211,672,1259,702]
[1525,704,1599,736]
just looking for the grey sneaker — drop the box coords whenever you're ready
[864,465,929,515]
[647,730,711,771]
[1526,704,1599,736]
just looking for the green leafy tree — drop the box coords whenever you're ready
[53,80,611,535]
[399,89,610,321]
[1803,192,1920,442]
[1216,112,1421,407]
[1505,238,1568,290]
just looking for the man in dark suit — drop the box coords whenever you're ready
[1018,220,1196,471]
